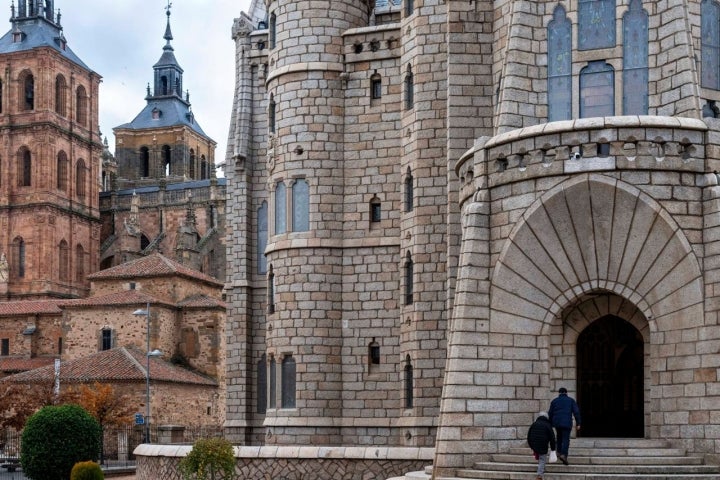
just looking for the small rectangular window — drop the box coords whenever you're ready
[101,329,112,351]
[1,339,8,356]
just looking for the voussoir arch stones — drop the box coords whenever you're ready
[490,173,703,335]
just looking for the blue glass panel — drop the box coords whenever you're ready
[258,202,268,274]
[292,179,309,232]
[580,61,615,118]
[578,0,616,50]
[548,5,572,121]
[275,182,286,234]
[702,0,720,89]
[623,0,648,114]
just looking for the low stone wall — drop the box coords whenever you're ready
[134,444,433,480]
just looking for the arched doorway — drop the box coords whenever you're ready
[577,315,644,437]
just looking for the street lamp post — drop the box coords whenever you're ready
[133,303,162,444]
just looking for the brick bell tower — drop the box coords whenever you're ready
[0,0,102,300]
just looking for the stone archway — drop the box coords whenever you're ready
[577,315,644,437]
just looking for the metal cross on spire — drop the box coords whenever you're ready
[165,1,172,16]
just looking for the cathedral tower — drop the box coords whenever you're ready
[0,0,101,299]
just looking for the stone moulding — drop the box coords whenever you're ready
[454,116,710,206]
[133,445,434,480]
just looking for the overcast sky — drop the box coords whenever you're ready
[56,0,252,171]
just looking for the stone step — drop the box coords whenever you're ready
[507,447,689,457]
[492,454,705,465]
[452,471,720,480]
[569,439,672,449]
[470,462,720,475]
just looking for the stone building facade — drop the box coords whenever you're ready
[0,0,102,301]
[100,8,226,280]
[223,0,720,476]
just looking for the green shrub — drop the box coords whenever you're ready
[21,404,102,480]
[179,437,236,480]
[70,461,104,480]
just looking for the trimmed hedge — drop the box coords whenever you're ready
[21,404,101,480]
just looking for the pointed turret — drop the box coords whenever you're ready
[151,2,184,100]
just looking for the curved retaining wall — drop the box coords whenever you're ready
[134,444,433,480]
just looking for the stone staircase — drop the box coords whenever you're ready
[389,438,720,480]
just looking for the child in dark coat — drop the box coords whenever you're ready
[527,411,557,480]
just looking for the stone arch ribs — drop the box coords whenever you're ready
[490,173,703,334]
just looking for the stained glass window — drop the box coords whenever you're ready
[703,0,720,89]
[578,0,616,50]
[580,61,615,118]
[623,0,648,114]
[548,5,572,121]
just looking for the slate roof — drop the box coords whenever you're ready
[87,253,222,286]
[99,178,227,198]
[114,96,209,138]
[375,0,401,9]
[2,347,217,386]
[0,18,91,71]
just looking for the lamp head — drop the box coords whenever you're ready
[133,309,149,316]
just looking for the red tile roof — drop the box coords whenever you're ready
[2,347,217,386]
[178,294,227,309]
[87,253,222,286]
[0,357,56,373]
[62,290,172,309]
[0,300,65,316]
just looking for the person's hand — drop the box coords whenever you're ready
[576,425,581,432]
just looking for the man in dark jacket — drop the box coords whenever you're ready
[527,411,556,480]
[548,387,581,465]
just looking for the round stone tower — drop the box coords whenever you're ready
[263,0,371,445]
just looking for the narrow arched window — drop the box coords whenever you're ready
[578,0,616,50]
[55,75,67,116]
[22,72,34,110]
[58,337,63,355]
[269,13,277,49]
[12,237,25,278]
[405,0,414,17]
[404,253,414,305]
[76,85,88,126]
[368,339,380,373]
[257,354,267,414]
[140,147,150,177]
[580,61,615,118]
[404,170,414,212]
[201,156,208,179]
[404,355,413,409]
[292,179,309,232]
[275,181,287,234]
[141,234,150,251]
[547,5,572,121]
[189,149,196,179]
[281,355,296,408]
[18,148,31,187]
[58,240,69,281]
[75,244,85,282]
[57,151,68,191]
[370,197,381,227]
[258,201,268,274]
[162,145,171,176]
[404,66,414,110]
[100,328,113,351]
[623,0,648,115]
[269,94,276,133]
[267,265,275,314]
[161,76,168,95]
[76,159,86,198]
[269,355,277,409]
[371,73,382,100]
[703,0,720,89]
[0,79,4,113]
